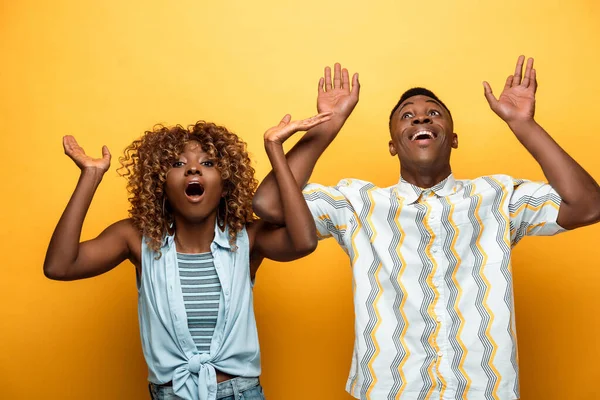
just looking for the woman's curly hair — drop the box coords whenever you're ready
[118,121,258,253]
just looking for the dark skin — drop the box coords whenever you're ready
[388,95,458,188]
[253,56,600,231]
[43,112,331,381]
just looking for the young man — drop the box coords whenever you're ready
[253,57,600,399]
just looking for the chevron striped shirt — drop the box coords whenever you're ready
[303,174,564,400]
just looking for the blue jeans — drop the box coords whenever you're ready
[148,377,265,400]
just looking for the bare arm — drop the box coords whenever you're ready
[252,63,360,225]
[484,56,600,229]
[43,136,140,281]
[249,113,332,261]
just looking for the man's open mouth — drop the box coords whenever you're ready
[410,130,437,141]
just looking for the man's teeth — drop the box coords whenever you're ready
[411,131,435,141]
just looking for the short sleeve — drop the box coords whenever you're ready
[303,183,355,249]
[509,179,565,245]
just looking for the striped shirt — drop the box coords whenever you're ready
[177,252,222,353]
[303,174,564,400]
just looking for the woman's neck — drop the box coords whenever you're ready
[172,213,217,254]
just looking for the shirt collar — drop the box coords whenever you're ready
[395,173,457,204]
[212,222,232,249]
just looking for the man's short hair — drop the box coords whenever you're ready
[389,87,452,129]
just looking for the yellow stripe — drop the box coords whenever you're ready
[366,262,383,399]
[509,198,559,220]
[349,212,362,395]
[421,202,442,399]
[472,184,501,399]
[365,186,382,399]
[348,190,367,394]
[393,197,410,399]
[318,214,330,221]
[526,222,546,234]
[489,178,515,390]
[446,196,472,397]
[303,187,346,201]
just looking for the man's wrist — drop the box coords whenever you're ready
[507,118,539,137]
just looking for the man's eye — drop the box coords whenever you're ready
[172,161,185,168]
[429,110,441,116]
[402,112,413,119]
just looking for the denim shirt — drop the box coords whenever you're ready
[137,223,260,400]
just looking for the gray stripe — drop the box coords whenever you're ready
[189,321,217,328]
[357,183,382,400]
[184,294,221,302]
[177,252,212,261]
[484,177,519,397]
[439,197,470,396]
[387,194,408,399]
[187,311,219,318]
[508,193,561,215]
[182,286,219,293]
[179,269,219,277]
[465,183,499,400]
[180,277,220,285]
[185,302,219,310]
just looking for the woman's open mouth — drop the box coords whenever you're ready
[185,181,205,201]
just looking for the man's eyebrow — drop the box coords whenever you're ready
[398,101,413,113]
[426,99,442,107]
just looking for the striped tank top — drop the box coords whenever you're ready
[176,252,221,353]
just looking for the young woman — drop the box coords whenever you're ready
[43,112,332,400]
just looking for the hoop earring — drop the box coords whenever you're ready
[162,197,174,233]
[218,198,228,230]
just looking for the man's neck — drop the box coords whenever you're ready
[400,165,452,189]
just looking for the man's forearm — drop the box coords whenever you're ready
[510,119,600,228]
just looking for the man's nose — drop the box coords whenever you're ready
[412,115,432,125]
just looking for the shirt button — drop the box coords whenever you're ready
[436,316,442,323]
[432,248,438,254]
[437,351,443,357]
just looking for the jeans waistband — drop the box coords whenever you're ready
[216,377,259,399]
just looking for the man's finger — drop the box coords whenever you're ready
[521,57,534,87]
[351,73,360,98]
[511,55,525,87]
[324,66,332,91]
[483,81,498,108]
[333,63,342,89]
[342,68,350,90]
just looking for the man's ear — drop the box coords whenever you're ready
[389,140,398,156]
[451,133,459,149]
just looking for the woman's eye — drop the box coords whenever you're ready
[202,160,214,167]
[172,161,185,168]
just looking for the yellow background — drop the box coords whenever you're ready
[1,1,599,399]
